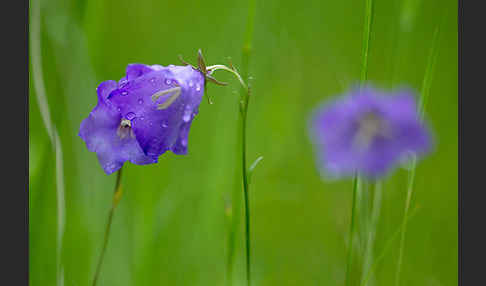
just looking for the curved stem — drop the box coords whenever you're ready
[30,1,66,284]
[92,168,124,286]
[206,65,248,90]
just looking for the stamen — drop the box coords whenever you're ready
[117,119,134,139]
[353,113,390,150]
[151,86,182,110]
[120,119,131,128]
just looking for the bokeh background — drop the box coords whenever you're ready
[29,0,457,285]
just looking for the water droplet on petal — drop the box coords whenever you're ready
[195,85,201,91]
[138,98,144,104]
[162,121,168,128]
[181,139,187,147]
[126,112,136,120]
[139,116,144,121]
[189,81,194,87]
[121,91,128,96]
[165,79,172,85]
[117,107,121,112]
[182,106,192,122]
[149,78,156,86]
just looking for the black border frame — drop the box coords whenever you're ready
[3,0,29,284]
[459,0,486,285]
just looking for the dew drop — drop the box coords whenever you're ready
[182,106,192,122]
[138,98,144,104]
[117,107,121,112]
[181,139,187,147]
[126,112,136,120]
[149,78,156,86]
[165,79,172,85]
[195,84,201,91]
[121,91,128,96]
[189,81,194,87]
[162,121,168,128]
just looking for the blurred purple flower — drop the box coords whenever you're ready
[79,64,205,174]
[309,85,432,179]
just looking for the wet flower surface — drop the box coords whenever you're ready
[309,86,432,179]
[79,64,205,174]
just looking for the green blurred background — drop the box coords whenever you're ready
[29,0,457,285]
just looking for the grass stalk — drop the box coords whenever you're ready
[394,23,440,286]
[30,1,66,285]
[361,206,420,286]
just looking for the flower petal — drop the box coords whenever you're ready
[309,85,433,179]
[108,65,205,157]
[79,80,157,174]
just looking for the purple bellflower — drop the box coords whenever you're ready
[309,85,432,179]
[79,63,205,174]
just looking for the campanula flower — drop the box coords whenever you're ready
[79,64,205,174]
[309,85,432,179]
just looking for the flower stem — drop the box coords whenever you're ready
[207,4,256,284]
[239,1,256,285]
[360,0,374,84]
[92,167,124,286]
[345,174,360,286]
[346,0,373,284]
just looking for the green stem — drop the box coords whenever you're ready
[346,0,373,284]
[92,167,124,286]
[360,0,374,84]
[345,175,359,286]
[240,1,256,285]
[213,4,256,285]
